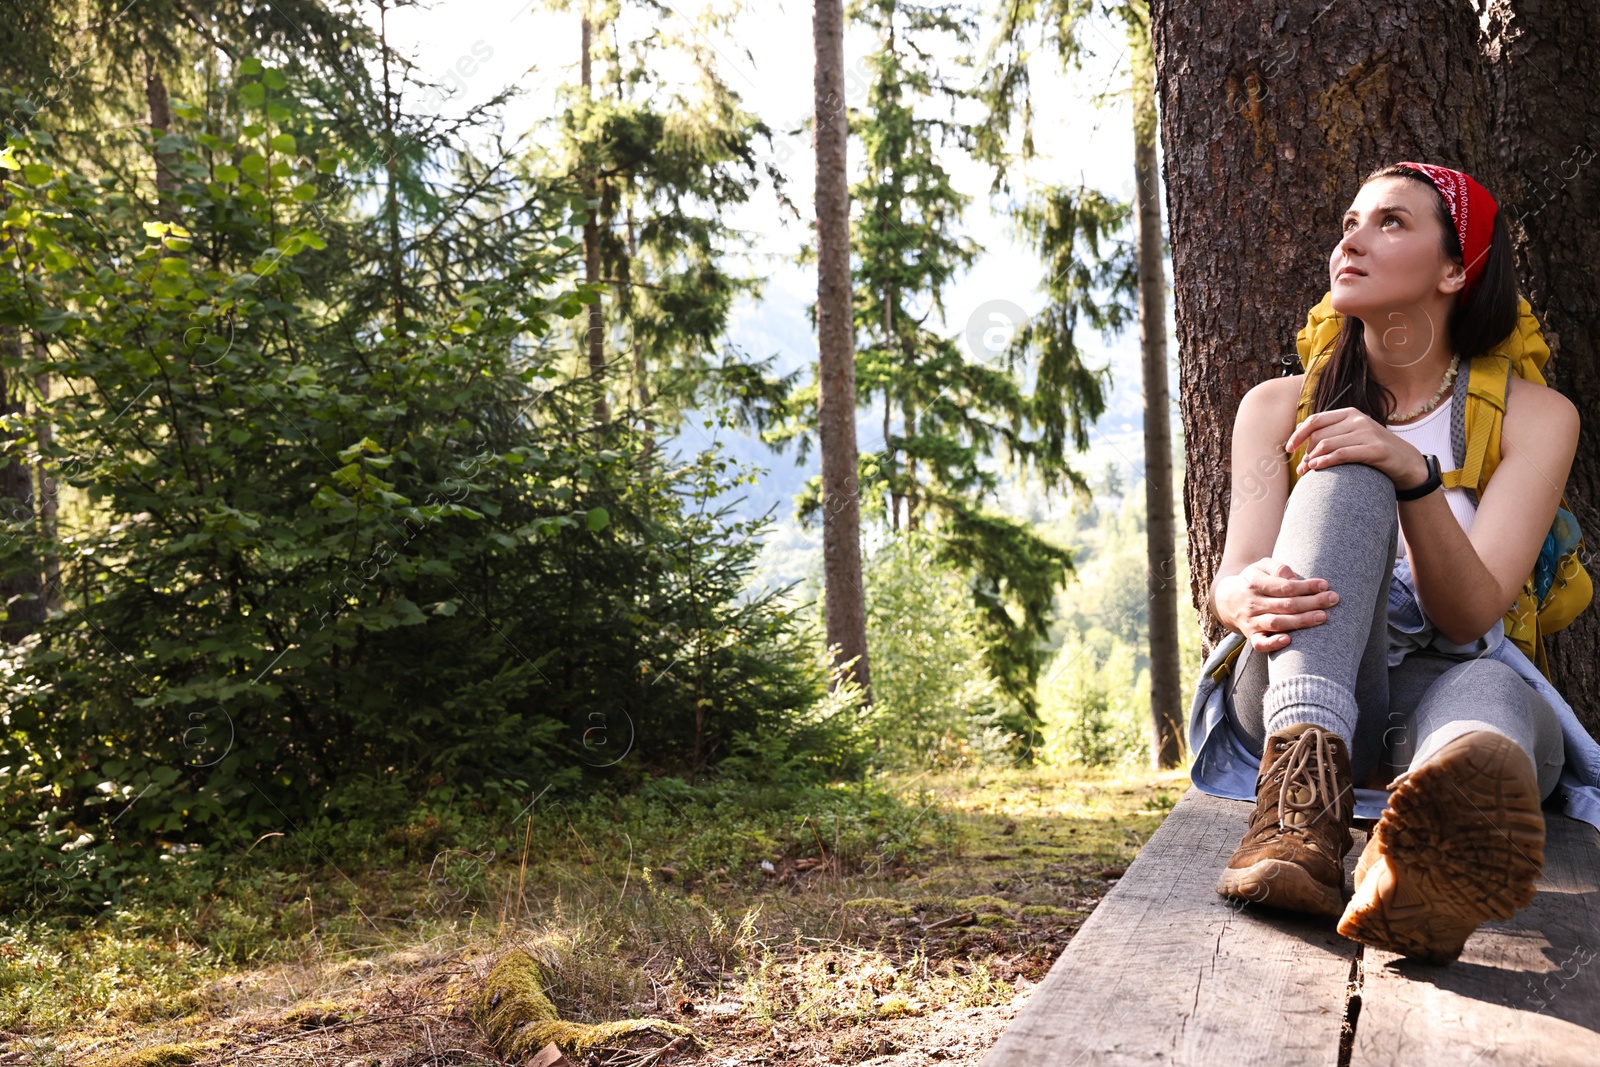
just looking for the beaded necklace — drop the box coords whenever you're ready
[1386,354,1460,424]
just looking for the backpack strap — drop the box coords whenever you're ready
[1440,353,1512,501]
[1286,349,1332,490]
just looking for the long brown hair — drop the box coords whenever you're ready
[1310,164,1518,420]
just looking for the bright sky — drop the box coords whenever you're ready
[373,0,1174,578]
[378,0,1150,367]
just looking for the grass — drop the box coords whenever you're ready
[0,761,1189,1066]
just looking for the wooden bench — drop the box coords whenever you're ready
[982,787,1600,1066]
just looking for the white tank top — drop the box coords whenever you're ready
[1387,394,1477,559]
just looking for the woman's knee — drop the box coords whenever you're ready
[1281,462,1398,557]
[1416,659,1565,796]
[1429,658,1525,702]
[1292,461,1396,504]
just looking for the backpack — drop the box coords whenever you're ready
[1285,290,1593,680]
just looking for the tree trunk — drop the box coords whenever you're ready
[1148,0,1489,658]
[34,362,58,612]
[625,205,653,455]
[814,0,872,703]
[1480,0,1600,734]
[1131,14,1182,768]
[0,327,43,642]
[581,11,608,424]
[378,2,404,329]
[884,391,896,533]
[143,54,178,220]
[904,397,919,532]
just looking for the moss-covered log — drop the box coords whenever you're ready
[471,949,698,1062]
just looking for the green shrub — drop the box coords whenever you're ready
[858,531,1021,770]
[0,74,822,911]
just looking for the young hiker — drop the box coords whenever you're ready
[1186,161,1600,964]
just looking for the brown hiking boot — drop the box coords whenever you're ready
[1215,722,1355,916]
[1337,731,1545,964]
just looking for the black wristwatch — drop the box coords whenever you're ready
[1395,453,1442,501]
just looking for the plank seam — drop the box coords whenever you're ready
[1338,946,1365,1067]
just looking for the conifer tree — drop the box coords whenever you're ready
[977,0,1179,764]
[539,0,785,441]
[779,0,1125,748]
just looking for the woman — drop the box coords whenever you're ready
[1198,162,1582,964]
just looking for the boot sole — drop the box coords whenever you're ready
[1336,731,1545,964]
[1216,857,1344,916]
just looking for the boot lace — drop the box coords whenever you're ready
[1271,728,1345,830]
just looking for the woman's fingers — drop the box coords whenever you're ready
[1254,567,1328,597]
[1301,428,1366,461]
[1251,630,1291,652]
[1269,590,1340,615]
[1252,609,1329,634]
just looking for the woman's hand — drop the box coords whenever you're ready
[1286,407,1430,487]
[1213,558,1342,653]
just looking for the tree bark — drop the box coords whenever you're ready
[0,327,43,642]
[581,10,608,425]
[378,2,405,330]
[1131,13,1182,768]
[34,362,58,612]
[814,0,872,702]
[143,54,178,220]
[1480,0,1600,734]
[1148,0,1490,658]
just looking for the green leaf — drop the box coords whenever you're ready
[291,183,317,202]
[262,68,287,90]
[239,57,263,75]
[21,163,52,185]
[586,507,611,532]
[239,82,266,107]
[32,308,69,334]
[311,485,348,509]
[214,164,239,183]
[270,133,297,154]
[0,146,17,170]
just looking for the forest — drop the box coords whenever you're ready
[2,0,1598,1064]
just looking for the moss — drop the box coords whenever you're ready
[118,986,219,1024]
[282,999,347,1028]
[471,950,697,1061]
[1018,904,1081,918]
[875,993,922,1018]
[952,895,1012,914]
[841,897,912,917]
[975,913,1019,929]
[90,1041,223,1067]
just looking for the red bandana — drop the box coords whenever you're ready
[1393,161,1498,300]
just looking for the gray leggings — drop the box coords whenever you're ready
[1224,462,1565,799]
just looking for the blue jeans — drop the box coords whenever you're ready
[1223,462,1565,798]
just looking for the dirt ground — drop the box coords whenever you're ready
[0,767,1187,1067]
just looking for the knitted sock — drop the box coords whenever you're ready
[1263,673,1358,749]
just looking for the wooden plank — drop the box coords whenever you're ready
[982,787,1362,1067]
[1352,812,1600,1067]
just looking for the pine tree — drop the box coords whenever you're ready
[778,0,1126,749]
[976,0,1178,764]
[812,0,874,703]
[538,0,785,442]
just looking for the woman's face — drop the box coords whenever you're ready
[1328,175,1465,332]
